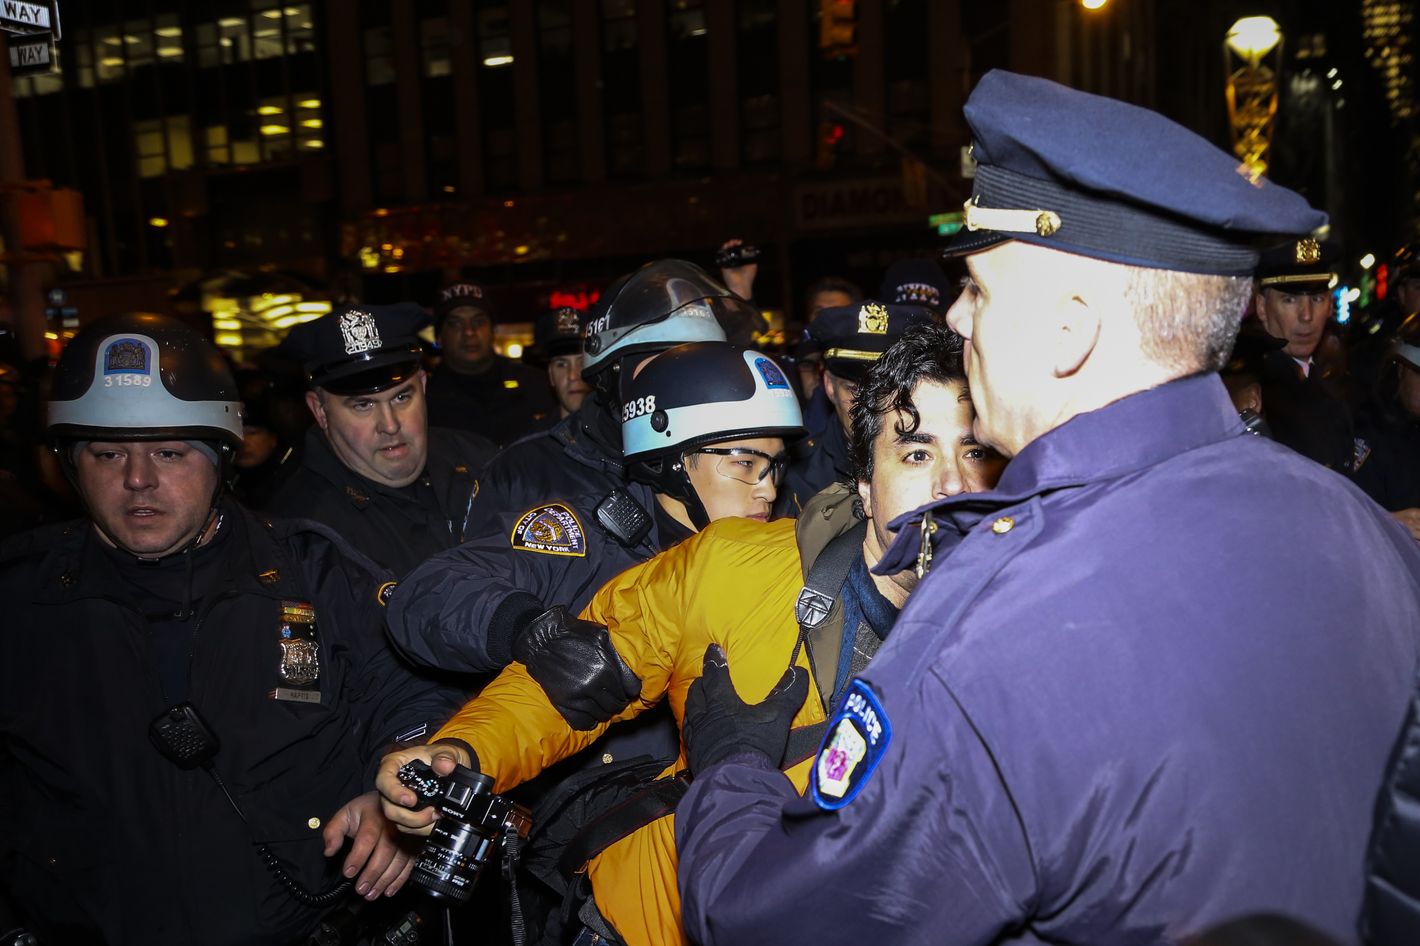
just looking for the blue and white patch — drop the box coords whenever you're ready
[811,678,891,810]
[103,338,150,375]
[754,357,789,390]
[510,503,587,557]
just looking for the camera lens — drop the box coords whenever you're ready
[409,816,498,903]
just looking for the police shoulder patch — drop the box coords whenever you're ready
[377,580,398,607]
[811,678,892,811]
[510,503,587,557]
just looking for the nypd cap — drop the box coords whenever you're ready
[433,282,492,332]
[878,258,953,313]
[279,303,428,395]
[946,70,1327,275]
[1255,239,1340,291]
[809,301,935,382]
[525,307,584,366]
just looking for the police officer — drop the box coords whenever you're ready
[268,303,496,577]
[1353,322,1420,540]
[785,301,934,507]
[424,281,556,445]
[1252,239,1355,470]
[675,70,1420,944]
[524,306,591,429]
[0,314,462,945]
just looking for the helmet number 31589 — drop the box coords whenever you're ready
[104,375,153,387]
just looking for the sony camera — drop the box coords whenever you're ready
[397,760,533,905]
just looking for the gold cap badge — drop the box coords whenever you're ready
[858,302,889,335]
[1295,239,1321,264]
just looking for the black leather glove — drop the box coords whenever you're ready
[512,606,642,731]
[682,643,809,775]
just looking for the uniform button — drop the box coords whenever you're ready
[991,516,1015,535]
[307,817,322,830]
[601,753,614,764]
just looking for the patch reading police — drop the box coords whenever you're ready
[811,678,892,810]
[103,338,150,375]
[510,503,587,557]
[754,357,789,390]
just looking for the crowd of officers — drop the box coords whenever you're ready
[2,69,1420,946]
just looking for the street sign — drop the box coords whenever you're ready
[7,32,53,75]
[0,1,50,36]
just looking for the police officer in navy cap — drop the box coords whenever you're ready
[523,306,591,429]
[1250,239,1355,470]
[268,303,496,577]
[676,69,1420,944]
[425,281,556,446]
[784,300,934,507]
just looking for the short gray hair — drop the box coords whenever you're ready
[1124,268,1255,374]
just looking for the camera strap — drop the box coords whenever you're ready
[554,771,689,880]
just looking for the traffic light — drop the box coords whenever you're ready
[817,121,846,170]
[819,0,856,59]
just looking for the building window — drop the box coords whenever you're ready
[668,0,710,171]
[421,16,452,77]
[540,0,578,183]
[284,4,316,54]
[95,26,128,82]
[134,116,194,178]
[253,7,287,60]
[155,14,184,63]
[739,0,778,164]
[364,26,396,86]
[603,0,642,177]
[480,4,517,190]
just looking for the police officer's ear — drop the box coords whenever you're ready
[305,389,330,431]
[1052,292,1102,380]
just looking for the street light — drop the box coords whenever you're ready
[1224,16,1283,181]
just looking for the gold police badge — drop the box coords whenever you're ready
[858,303,889,335]
[1295,239,1321,265]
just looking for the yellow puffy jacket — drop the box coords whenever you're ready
[431,516,829,946]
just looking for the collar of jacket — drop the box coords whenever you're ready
[873,372,1244,575]
[554,398,630,479]
[31,502,307,606]
[301,426,426,508]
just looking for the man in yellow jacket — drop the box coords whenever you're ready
[376,320,1003,946]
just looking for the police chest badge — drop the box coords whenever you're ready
[272,600,322,704]
[811,678,891,810]
[510,503,587,557]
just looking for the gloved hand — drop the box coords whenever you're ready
[512,606,642,731]
[682,644,809,775]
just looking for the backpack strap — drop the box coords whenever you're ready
[555,771,690,879]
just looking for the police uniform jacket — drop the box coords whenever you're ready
[785,417,851,510]
[386,401,684,763]
[0,505,463,946]
[676,374,1420,945]
[425,356,556,447]
[266,425,494,577]
[1353,415,1420,512]
[1260,348,1356,473]
[430,515,848,946]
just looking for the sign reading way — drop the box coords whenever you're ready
[0,1,50,35]
[8,33,52,75]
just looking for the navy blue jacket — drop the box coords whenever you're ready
[677,374,1420,945]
